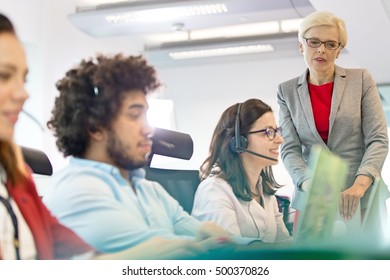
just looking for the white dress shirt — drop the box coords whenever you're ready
[192,176,291,243]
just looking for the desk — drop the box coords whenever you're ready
[194,244,390,260]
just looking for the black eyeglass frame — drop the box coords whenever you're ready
[247,127,282,141]
[302,36,341,50]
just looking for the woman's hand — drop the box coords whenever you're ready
[339,175,372,220]
[195,221,236,250]
[196,221,231,241]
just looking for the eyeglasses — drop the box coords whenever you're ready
[247,127,282,141]
[303,36,341,50]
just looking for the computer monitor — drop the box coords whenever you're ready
[295,146,348,247]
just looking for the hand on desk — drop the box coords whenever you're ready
[196,221,234,244]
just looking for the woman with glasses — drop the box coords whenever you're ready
[192,98,291,243]
[277,11,388,233]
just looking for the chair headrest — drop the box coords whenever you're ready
[150,128,193,161]
[21,146,53,176]
[20,129,193,173]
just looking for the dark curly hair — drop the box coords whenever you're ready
[200,99,282,201]
[47,54,161,157]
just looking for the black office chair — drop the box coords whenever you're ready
[275,194,293,236]
[21,146,53,176]
[147,127,194,164]
[145,128,198,213]
[144,167,199,213]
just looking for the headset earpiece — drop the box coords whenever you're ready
[229,103,248,153]
[239,135,248,149]
[229,135,248,153]
[228,136,237,153]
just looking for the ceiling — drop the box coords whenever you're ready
[68,0,315,65]
[69,0,315,37]
[68,0,390,84]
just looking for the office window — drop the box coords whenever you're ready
[147,98,176,130]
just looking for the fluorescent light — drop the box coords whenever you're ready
[105,3,228,24]
[144,18,302,46]
[280,18,303,33]
[168,44,274,60]
[190,21,280,40]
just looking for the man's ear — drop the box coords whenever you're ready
[89,128,105,141]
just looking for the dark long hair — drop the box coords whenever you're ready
[200,98,282,201]
[0,13,26,185]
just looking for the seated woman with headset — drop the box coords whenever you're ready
[192,98,291,243]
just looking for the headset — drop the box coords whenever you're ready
[229,103,278,162]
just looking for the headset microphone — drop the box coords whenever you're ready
[229,103,278,162]
[236,146,278,162]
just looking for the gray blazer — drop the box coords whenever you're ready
[277,65,389,210]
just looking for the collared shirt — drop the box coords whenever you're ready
[43,157,201,253]
[192,176,292,243]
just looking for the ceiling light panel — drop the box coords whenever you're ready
[168,44,274,60]
[105,4,228,24]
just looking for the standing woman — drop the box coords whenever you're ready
[277,12,388,231]
[192,99,291,243]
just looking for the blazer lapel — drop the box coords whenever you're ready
[297,70,325,144]
[328,65,347,138]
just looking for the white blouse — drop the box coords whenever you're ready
[0,169,36,259]
[192,176,291,243]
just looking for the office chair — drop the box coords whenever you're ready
[145,128,198,213]
[275,194,293,236]
[144,167,200,213]
[21,146,53,176]
[147,127,193,164]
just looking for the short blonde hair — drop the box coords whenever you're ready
[298,11,348,48]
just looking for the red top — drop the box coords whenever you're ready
[308,82,334,143]
[4,172,93,260]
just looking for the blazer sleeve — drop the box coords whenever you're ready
[277,81,311,189]
[357,69,389,179]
